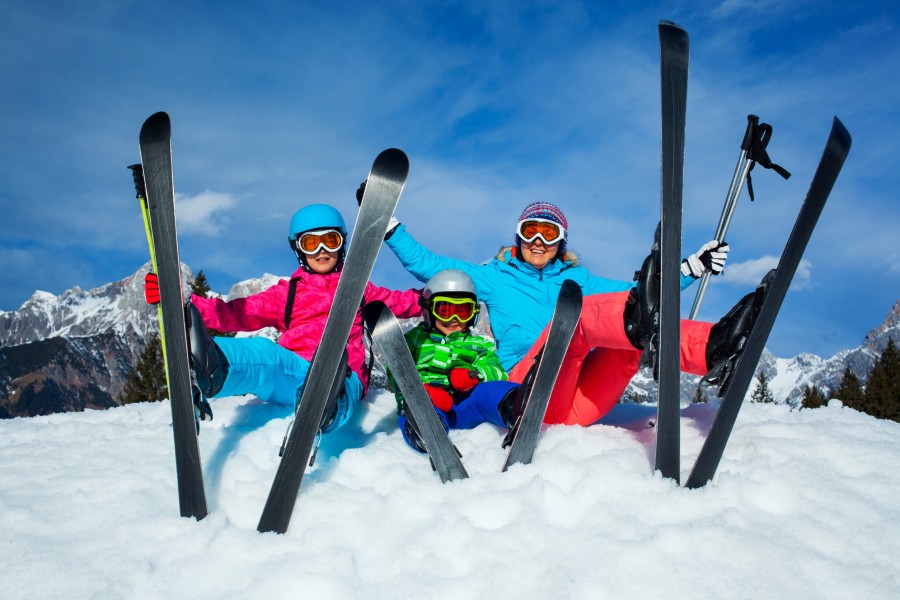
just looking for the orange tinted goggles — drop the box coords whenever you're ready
[517,219,565,244]
[296,229,344,255]
[430,296,478,323]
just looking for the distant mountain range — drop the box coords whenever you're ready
[1,264,897,418]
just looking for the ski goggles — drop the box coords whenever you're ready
[294,229,344,255]
[429,296,478,324]
[517,218,566,245]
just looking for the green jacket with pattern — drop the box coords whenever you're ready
[388,323,507,412]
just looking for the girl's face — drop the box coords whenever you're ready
[306,249,339,274]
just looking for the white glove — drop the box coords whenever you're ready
[385,216,401,240]
[681,240,730,278]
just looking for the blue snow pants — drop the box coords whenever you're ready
[398,380,519,452]
[212,336,362,432]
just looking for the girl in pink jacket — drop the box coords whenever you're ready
[150,203,422,433]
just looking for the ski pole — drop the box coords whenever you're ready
[688,115,790,319]
[128,164,171,385]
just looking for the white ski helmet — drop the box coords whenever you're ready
[423,269,477,300]
[420,269,479,329]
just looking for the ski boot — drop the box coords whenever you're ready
[191,384,214,434]
[499,361,535,448]
[398,406,450,455]
[400,410,429,454]
[186,302,229,398]
[702,269,774,395]
[498,385,527,431]
[624,224,661,364]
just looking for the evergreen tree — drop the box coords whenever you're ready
[831,366,865,410]
[801,384,828,409]
[121,333,167,404]
[692,385,707,404]
[751,371,775,404]
[189,269,236,337]
[864,338,900,423]
[190,270,212,297]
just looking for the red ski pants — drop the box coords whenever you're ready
[507,291,713,426]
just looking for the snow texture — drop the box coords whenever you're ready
[2,390,898,599]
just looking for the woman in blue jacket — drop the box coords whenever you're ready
[381,199,760,426]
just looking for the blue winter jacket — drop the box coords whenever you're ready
[386,224,696,371]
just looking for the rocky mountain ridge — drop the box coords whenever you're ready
[1,264,897,417]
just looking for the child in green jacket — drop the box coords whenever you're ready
[389,269,521,452]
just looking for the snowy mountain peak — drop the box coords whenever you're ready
[1,264,898,417]
[0,262,193,348]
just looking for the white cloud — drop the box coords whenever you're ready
[722,255,813,290]
[174,190,237,236]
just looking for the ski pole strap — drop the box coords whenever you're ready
[284,278,299,329]
[741,114,791,201]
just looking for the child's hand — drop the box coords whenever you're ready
[449,368,479,392]
[424,384,454,412]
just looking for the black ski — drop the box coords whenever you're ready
[365,302,468,482]
[685,117,852,489]
[655,20,689,482]
[138,112,208,520]
[502,279,583,471]
[258,148,409,534]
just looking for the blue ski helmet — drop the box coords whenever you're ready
[289,204,346,239]
[288,204,348,270]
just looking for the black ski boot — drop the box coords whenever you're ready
[186,302,229,398]
[499,378,532,448]
[624,224,661,353]
[703,269,774,394]
[401,409,429,454]
[191,384,214,432]
[498,386,527,431]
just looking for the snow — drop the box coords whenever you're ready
[2,392,899,599]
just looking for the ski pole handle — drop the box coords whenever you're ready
[128,164,147,199]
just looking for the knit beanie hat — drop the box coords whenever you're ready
[518,202,568,233]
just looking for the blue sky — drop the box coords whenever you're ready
[1,0,898,359]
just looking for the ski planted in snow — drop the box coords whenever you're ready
[502,279,583,471]
[685,117,852,489]
[654,20,689,482]
[257,148,409,534]
[365,302,469,482]
[138,112,208,520]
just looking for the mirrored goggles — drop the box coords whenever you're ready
[295,229,344,255]
[517,218,565,245]
[430,296,478,323]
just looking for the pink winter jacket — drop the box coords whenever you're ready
[191,266,422,391]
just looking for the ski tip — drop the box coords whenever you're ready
[831,116,852,152]
[363,300,388,331]
[560,278,583,302]
[659,20,687,35]
[139,112,171,144]
[372,148,410,177]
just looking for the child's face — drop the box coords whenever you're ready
[434,316,468,336]
[306,249,339,274]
